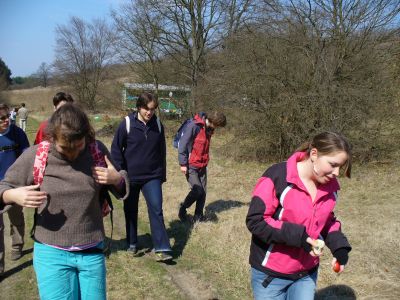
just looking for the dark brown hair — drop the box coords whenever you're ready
[207,111,227,127]
[297,131,352,178]
[46,103,95,145]
[136,92,158,109]
[53,92,74,107]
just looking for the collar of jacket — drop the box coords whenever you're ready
[193,113,206,126]
[286,151,340,196]
[133,112,158,129]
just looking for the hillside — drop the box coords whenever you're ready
[0,111,399,299]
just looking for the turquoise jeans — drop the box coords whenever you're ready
[33,242,106,300]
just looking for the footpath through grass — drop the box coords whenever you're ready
[1,115,399,299]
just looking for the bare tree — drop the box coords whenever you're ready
[111,0,255,112]
[154,0,257,111]
[197,0,400,160]
[35,62,51,87]
[111,0,164,95]
[54,17,115,110]
[219,0,255,35]
[143,0,223,111]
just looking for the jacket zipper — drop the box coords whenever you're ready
[308,193,319,237]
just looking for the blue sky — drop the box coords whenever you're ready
[0,0,120,77]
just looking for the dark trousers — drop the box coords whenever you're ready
[123,179,171,252]
[182,166,207,216]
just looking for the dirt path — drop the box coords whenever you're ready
[162,264,219,300]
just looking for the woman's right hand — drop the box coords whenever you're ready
[2,184,47,208]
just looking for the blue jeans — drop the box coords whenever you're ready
[251,267,318,300]
[33,242,106,300]
[124,179,171,252]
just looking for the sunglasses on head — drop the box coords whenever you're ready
[0,114,10,121]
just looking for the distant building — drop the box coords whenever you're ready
[122,83,190,117]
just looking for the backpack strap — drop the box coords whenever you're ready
[88,141,114,258]
[30,141,51,238]
[33,141,51,185]
[125,116,131,134]
[156,117,161,133]
[88,141,107,167]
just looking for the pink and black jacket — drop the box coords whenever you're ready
[246,152,351,278]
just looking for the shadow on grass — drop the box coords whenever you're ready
[204,199,246,222]
[167,199,246,259]
[0,259,33,282]
[0,247,34,282]
[167,220,193,259]
[315,284,356,300]
[21,247,33,256]
[105,199,246,261]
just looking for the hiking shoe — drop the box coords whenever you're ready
[10,250,23,261]
[155,251,173,262]
[127,245,138,255]
[178,203,187,222]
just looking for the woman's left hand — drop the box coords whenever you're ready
[92,156,122,186]
[331,257,345,273]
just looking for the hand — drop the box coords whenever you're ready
[92,156,122,186]
[332,247,349,272]
[180,166,187,175]
[306,237,324,257]
[331,257,345,273]
[2,185,47,208]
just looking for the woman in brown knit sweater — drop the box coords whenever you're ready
[0,104,129,300]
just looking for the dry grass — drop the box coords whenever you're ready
[1,87,66,117]
[0,89,399,299]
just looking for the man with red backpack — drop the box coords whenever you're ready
[177,111,226,222]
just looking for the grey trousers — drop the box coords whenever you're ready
[182,166,207,216]
[0,205,25,273]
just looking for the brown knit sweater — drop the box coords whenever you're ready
[0,141,128,247]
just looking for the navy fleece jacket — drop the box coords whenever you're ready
[111,113,166,184]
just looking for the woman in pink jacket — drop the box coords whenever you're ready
[246,132,352,300]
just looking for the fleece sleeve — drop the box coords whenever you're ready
[160,122,167,183]
[97,140,129,201]
[321,211,352,253]
[246,177,307,247]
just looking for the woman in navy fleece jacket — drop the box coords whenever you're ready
[111,92,171,261]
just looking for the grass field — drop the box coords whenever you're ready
[0,108,399,299]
